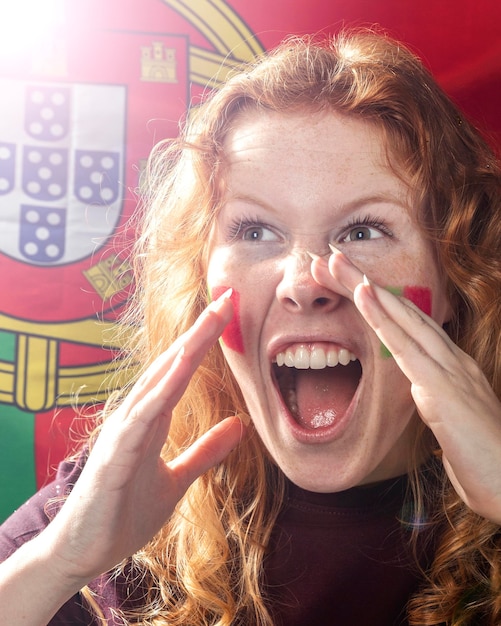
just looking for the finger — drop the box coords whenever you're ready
[321,248,457,362]
[352,279,457,389]
[355,276,456,361]
[122,289,234,411]
[170,287,235,359]
[168,415,247,496]
[99,289,235,459]
[90,345,220,479]
[116,338,221,457]
[310,245,368,301]
[127,346,192,427]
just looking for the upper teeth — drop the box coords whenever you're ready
[274,344,357,369]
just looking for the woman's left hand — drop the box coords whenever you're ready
[311,248,501,524]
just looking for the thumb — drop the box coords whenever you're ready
[168,415,248,495]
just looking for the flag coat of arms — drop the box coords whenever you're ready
[0,14,192,521]
[0,79,125,266]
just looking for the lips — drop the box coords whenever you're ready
[272,342,362,431]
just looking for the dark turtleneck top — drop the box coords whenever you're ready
[0,454,434,625]
[263,476,433,625]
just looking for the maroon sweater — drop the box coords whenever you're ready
[0,455,432,625]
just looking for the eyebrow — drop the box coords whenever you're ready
[340,192,412,212]
[224,193,275,213]
[225,190,412,215]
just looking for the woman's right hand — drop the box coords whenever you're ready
[51,288,245,582]
[0,289,246,624]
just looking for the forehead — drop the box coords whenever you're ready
[221,108,412,208]
[224,107,383,155]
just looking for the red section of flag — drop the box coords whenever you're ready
[34,407,97,488]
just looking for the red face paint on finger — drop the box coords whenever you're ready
[210,286,245,354]
[381,285,432,358]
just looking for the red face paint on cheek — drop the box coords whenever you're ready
[210,286,245,354]
[402,286,432,316]
[381,285,432,358]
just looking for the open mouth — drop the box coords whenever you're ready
[272,343,362,430]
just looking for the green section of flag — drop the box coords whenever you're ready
[0,330,15,361]
[0,403,36,523]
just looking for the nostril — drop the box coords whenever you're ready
[313,297,331,307]
[284,296,300,308]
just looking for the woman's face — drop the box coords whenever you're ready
[207,109,450,492]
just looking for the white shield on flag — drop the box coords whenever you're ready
[0,78,126,265]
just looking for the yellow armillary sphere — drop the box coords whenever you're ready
[163,0,264,88]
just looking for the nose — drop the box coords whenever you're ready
[276,249,342,313]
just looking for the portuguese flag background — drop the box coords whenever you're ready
[0,0,500,522]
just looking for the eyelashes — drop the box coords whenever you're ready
[225,216,278,242]
[224,213,393,244]
[225,216,259,239]
[340,214,394,242]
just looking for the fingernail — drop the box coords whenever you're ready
[306,250,321,261]
[208,286,233,303]
[207,287,234,314]
[328,243,342,255]
[211,287,233,307]
[361,274,378,303]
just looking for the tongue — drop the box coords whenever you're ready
[294,364,358,430]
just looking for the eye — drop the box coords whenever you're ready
[338,216,392,243]
[341,225,383,242]
[227,217,280,243]
[242,224,277,241]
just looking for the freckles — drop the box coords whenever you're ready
[380,285,432,358]
[210,285,245,354]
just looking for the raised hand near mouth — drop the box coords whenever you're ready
[310,247,501,524]
[0,289,246,625]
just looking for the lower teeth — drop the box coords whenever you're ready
[285,388,299,418]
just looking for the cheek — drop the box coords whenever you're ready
[381,285,432,358]
[386,285,432,316]
[210,286,245,354]
[402,286,432,316]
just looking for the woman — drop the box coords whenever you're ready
[1,30,501,625]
